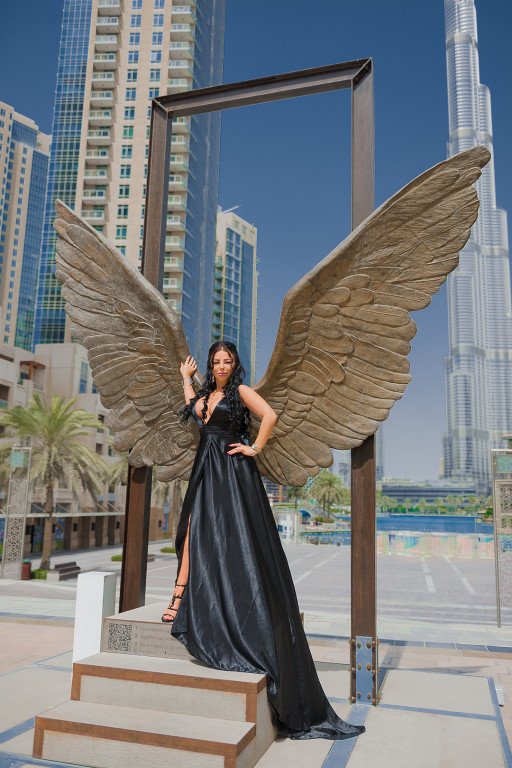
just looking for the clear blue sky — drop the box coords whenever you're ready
[1,0,510,481]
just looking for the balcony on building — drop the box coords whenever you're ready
[96,16,120,34]
[85,148,110,165]
[82,189,107,203]
[171,135,189,152]
[169,174,186,191]
[165,236,185,251]
[163,277,182,292]
[170,154,188,171]
[166,215,185,231]
[168,59,193,78]
[168,78,191,93]
[90,90,114,106]
[164,254,182,268]
[84,168,109,184]
[89,109,113,127]
[95,35,118,52]
[87,128,112,146]
[170,24,194,42]
[170,116,190,134]
[171,5,195,23]
[93,52,117,70]
[169,41,194,60]
[92,71,116,89]
[82,209,105,223]
[98,0,121,15]
[167,194,186,211]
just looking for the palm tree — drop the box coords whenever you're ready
[0,393,108,570]
[286,485,305,511]
[417,497,428,515]
[307,470,348,520]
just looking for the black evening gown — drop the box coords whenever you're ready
[170,399,365,741]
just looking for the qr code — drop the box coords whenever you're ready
[107,622,133,652]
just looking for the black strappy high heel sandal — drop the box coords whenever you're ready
[161,582,187,623]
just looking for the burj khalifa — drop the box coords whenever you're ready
[443,0,512,493]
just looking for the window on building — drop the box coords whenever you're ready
[125,88,136,101]
[116,225,127,239]
[153,13,164,27]
[128,51,139,64]
[130,14,141,27]
[121,145,132,158]
[118,184,130,198]
[117,204,128,218]
[127,69,138,82]
[132,0,142,8]
[150,50,161,63]
[152,32,162,45]
[149,87,159,99]
[129,32,140,45]
[154,0,165,7]
[120,165,131,178]
[123,126,134,139]
[79,360,88,394]
[150,69,160,81]
[124,107,135,120]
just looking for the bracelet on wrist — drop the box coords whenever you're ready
[182,376,193,386]
[250,442,260,453]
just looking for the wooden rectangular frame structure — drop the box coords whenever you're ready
[119,58,377,705]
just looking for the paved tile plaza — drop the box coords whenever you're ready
[1,541,512,766]
[2,540,510,642]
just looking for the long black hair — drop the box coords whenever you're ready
[179,341,251,440]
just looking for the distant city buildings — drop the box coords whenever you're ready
[212,208,258,384]
[0,104,50,351]
[33,0,226,368]
[380,478,477,505]
[334,426,384,488]
[443,0,512,493]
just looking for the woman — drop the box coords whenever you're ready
[162,340,365,741]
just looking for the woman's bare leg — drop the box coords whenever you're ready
[162,515,190,621]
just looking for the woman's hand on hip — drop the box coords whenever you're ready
[227,442,257,457]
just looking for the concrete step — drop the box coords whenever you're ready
[34,699,257,768]
[102,602,197,660]
[102,601,303,661]
[73,652,272,724]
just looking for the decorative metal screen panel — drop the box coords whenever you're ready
[492,449,512,626]
[0,447,32,580]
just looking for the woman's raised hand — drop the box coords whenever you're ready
[180,355,197,379]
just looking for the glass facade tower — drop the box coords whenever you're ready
[443,0,512,493]
[0,104,50,350]
[34,0,226,369]
[212,209,258,384]
[34,0,92,346]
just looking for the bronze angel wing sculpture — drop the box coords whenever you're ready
[53,145,490,485]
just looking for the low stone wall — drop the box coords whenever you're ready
[377,531,494,558]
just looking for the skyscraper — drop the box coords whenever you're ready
[212,208,258,384]
[0,103,50,350]
[443,0,512,493]
[34,0,226,368]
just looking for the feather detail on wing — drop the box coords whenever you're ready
[253,146,491,485]
[53,200,201,481]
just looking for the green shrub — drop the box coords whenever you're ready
[111,554,123,562]
[160,546,176,554]
[32,568,47,580]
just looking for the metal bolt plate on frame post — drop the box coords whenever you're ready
[351,634,379,705]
